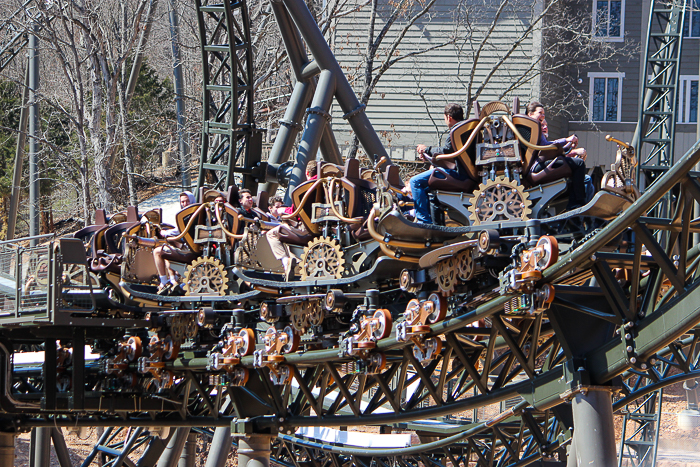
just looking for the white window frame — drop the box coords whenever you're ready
[684,0,700,38]
[592,0,625,42]
[679,75,699,123]
[587,72,624,122]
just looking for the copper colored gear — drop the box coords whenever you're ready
[300,237,344,280]
[456,249,475,282]
[469,176,531,226]
[184,257,228,296]
[435,257,457,296]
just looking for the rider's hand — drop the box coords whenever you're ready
[416,144,428,155]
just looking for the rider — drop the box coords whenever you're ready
[410,103,467,224]
[526,102,588,209]
[154,191,196,296]
[266,160,318,281]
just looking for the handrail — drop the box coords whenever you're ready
[605,134,631,149]
[280,178,324,221]
[434,116,489,161]
[327,178,364,224]
[214,203,244,240]
[501,116,559,151]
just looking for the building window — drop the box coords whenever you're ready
[679,75,699,123]
[588,72,624,122]
[684,0,700,38]
[593,0,624,40]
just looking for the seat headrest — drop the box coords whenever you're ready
[94,209,107,226]
[384,165,405,189]
[344,158,361,180]
[256,190,269,211]
[126,206,138,223]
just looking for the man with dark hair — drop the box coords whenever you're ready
[268,195,284,220]
[409,103,466,224]
[238,189,256,220]
[527,102,589,209]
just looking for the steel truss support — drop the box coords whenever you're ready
[634,0,687,189]
[567,388,617,466]
[195,0,260,195]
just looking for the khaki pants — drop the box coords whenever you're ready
[265,225,289,262]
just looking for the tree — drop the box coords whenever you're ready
[17,0,160,222]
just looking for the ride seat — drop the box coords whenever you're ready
[278,226,315,246]
[384,165,405,190]
[427,118,480,193]
[512,114,571,188]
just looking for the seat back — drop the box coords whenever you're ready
[384,165,405,189]
[449,118,481,181]
[510,114,543,175]
[175,204,206,253]
[126,206,139,223]
[95,209,108,226]
[291,179,324,234]
[319,162,343,178]
[256,191,270,211]
[104,222,138,255]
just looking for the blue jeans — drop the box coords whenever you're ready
[584,174,594,203]
[410,168,462,224]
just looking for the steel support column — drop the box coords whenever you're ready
[568,389,616,466]
[237,435,271,467]
[287,69,335,199]
[178,432,197,467]
[157,428,190,467]
[259,80,314,194]
[204,427,232,467]
[261,0,314,196]
[51,428,72,467]
[0,432,14,467]
[8,67,29,241]
[28,28,40,245]
[281,0,389,163]
[30,427,51,467]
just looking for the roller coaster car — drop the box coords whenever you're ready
[116,196,247,302]
[371,101,639,263]
[235,159,408,290]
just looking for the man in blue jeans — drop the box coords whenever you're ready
[410,103,466,224]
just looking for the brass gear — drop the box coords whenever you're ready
[290,302,307,331]
[435,257,457,296]
[300,237,344,280]
[184,257,228,296]
[456,249,474,282]
[468,176,531,226]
